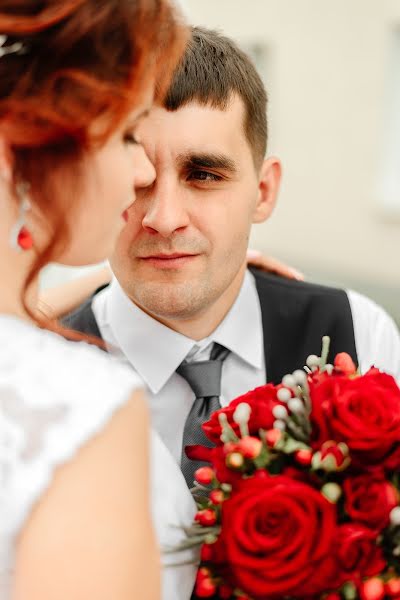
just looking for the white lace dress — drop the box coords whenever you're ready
[0,315,197,600]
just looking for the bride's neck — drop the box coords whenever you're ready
[0,251,39,320]
[0,193,38,320]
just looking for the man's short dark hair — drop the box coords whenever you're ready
[164,26,268,167]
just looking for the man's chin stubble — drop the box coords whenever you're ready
[130,282,217,322]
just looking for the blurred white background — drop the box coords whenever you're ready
[42,0,400,323]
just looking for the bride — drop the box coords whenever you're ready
[0,1,197,599]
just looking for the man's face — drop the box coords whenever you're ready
[110,95,280,323]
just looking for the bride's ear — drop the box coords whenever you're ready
[0,136,14,184]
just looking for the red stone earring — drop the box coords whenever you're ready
[9,183,33,251]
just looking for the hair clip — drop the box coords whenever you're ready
[0,34,27,58]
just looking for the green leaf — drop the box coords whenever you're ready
[163,535,206,552]
[253,445,272,469]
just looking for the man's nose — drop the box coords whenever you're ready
[134,146,156,189]
[142,180,190,237]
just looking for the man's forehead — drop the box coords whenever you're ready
[139,98,249,162]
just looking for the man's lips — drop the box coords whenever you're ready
[138,253,199,268]
[141,253,195,259]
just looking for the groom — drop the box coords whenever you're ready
[65,27,400,483]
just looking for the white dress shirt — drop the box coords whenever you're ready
[92,270,400,464]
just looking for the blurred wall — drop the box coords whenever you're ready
[182,0,400,321]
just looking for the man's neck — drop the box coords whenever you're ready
[135,264,247,341]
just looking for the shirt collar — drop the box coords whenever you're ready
[210,270,263,370]
[105,269,263,394]
[106,278,194,393]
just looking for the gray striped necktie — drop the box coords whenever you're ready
[177,343,230,488]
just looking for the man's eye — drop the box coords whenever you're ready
[124,133,140,145]
[188,170,222,182]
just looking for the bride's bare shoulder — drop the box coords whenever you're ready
[13,388,160,600]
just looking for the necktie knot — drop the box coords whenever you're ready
[176,359,223,398]
[176,343,230,398]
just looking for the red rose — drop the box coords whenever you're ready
[344,472,398,532]
[202,384,282,445]
[309,370,400,468]
[385,443,400,472]
[213,474,338,599]
[280,465,315,483]
[335,524,386,584]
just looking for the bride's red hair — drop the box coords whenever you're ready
[0,0,186,337]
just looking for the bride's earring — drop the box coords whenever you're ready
[9,183,33,251]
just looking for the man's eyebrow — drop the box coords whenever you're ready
[178,152,237,173]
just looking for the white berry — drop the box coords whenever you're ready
[277,388,292,403]
[282,374,296,388]
[272,405,288,420]
[390,506,400,526]
[233,402,251,425]
[292,369,307,385]
[288,398,304,414]
[306,354,320,369]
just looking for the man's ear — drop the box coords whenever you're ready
[252,157,282,224]
[0,136,14,184]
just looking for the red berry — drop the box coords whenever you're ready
[200,544,214,562]
[223,441,238,455]
[196,567,211,582]
[324,594,341,600]
[254,468,268,479]
[238,436,263,458]
[334,352,357,375]
[226,452,244,469]
[360,578,385,600]
[209,489,225,505]
[195,577,217,598]
[386,578,400,598]
[195,509,217,527]
[319,440,349,470]
[195,466,215,486]
[294,449,313,466]
[265,428,282,447]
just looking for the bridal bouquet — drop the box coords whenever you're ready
[182,338,400,600]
